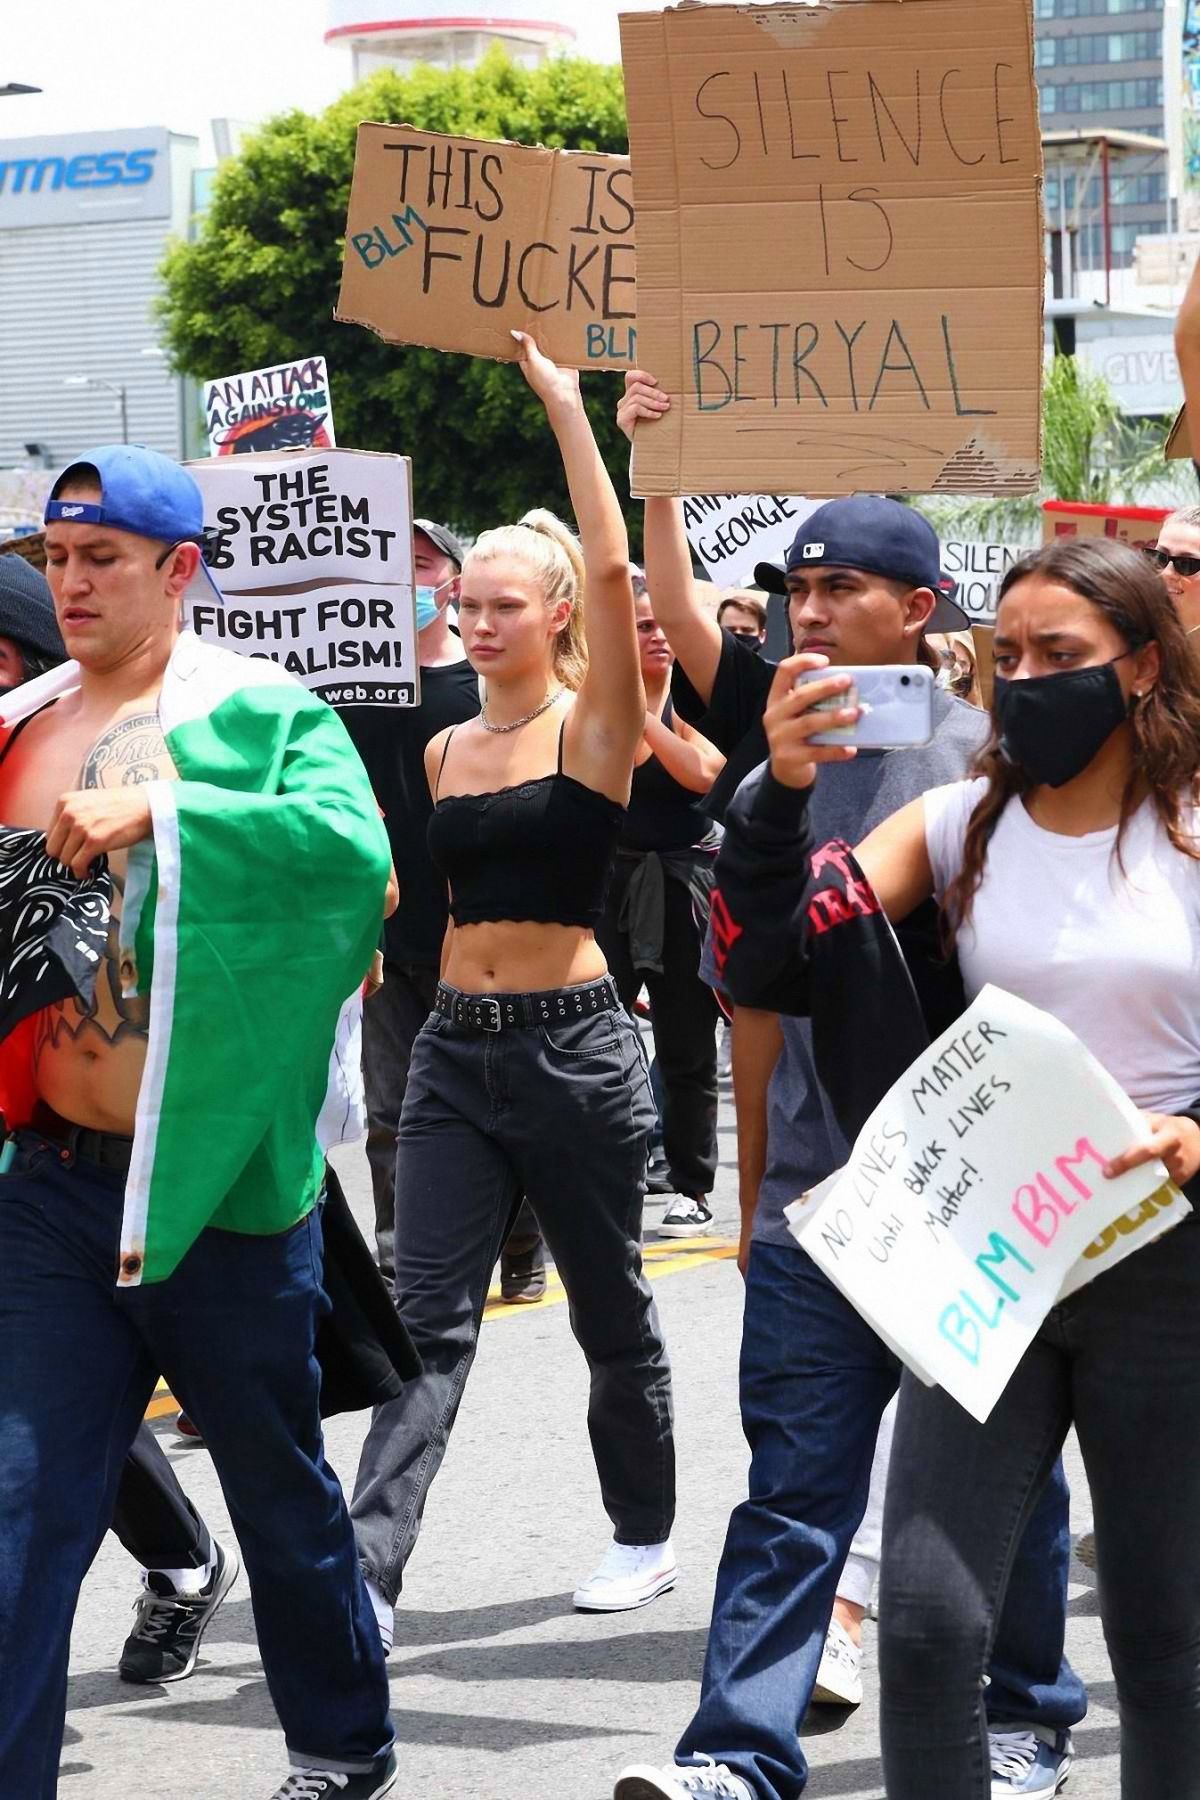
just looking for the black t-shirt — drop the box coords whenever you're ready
[342,660,480,967]
[671,628,775,822]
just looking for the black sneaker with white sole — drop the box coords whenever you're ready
[118,1535,240,1684]
[269,1750,398,1798]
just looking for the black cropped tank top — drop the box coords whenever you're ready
[427,722,625,929]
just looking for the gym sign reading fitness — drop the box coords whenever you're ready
[0,128,172,227]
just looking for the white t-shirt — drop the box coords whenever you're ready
[923,779,1200,1117]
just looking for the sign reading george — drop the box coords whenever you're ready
[202,357,336,457]
[620,0,1044,500]
[185,449,418,709]
[683,492,817,587]
[336,124,637,369]
[790,986,1183,1422]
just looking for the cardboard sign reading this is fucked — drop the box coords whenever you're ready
[620,0,1045,499]
[336,124,638,370]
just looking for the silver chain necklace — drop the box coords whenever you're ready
[479,688,563,734]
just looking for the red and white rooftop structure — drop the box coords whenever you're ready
[325,2,578,76]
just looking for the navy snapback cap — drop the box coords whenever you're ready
[0,553,65,663]
[754,495,968,633]
[45,444,222,602]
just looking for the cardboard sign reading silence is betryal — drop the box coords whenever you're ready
[336,124,638,370]
[789,986,1187,1422]
[184,448,419,709]
[621,0,1045,500]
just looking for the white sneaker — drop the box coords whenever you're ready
[614,1759,754,1800]
[574,1537,678,1612]
[364,1576,394,1655]
[811,1618,863,1706]
[658,1195,713,1239]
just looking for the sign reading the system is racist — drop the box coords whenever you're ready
[621,0,1044,499]
[202,357,336,456]
[185,449,417,709]
[789,987,1185,1422]
[336,124,637,370]
[683,492,817,587]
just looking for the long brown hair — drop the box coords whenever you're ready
[943,539,1200,929]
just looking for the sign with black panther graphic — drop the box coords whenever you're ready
[202,356,337,456]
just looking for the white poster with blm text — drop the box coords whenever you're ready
[185,448,418,709]
[788,986,1187,1423]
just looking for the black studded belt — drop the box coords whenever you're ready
[434,976,620,1034]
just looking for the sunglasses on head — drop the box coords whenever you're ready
[1146,547,1200,578]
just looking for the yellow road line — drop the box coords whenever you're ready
[144,1236,737,1417]
[482,1234,737,1322]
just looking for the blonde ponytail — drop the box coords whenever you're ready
[464,509,589,690]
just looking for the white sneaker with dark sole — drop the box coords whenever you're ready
[574,1538,678,1612]
[657,1196,713,1239]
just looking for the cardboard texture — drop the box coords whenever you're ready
[1041,499,1168,551]
[336,124,638,370]
[621,0,1044,500]
[1166,406,1190,460]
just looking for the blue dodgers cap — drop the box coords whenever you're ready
[44,444,222,604]
[45,444,205,542]
[754,495,968,633]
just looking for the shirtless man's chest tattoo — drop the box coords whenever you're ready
[32,711,174,1070]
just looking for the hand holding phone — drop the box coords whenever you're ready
[794,664,935,750]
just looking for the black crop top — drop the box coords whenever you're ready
[622,700,705,854]
[427,722,625,929]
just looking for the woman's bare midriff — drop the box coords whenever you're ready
[443,920,609,995]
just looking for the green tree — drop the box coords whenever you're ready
[159,51,634,540]
[919,354,1191,544]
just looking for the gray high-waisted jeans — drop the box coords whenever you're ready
[352,983,674,1601]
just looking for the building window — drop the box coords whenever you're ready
[1039,78,1164,114]
[1035,0,1163,17]
[1045,171,1168,209]
[1036,30,1162,64]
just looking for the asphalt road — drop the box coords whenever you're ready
[64,1063,1118,1800]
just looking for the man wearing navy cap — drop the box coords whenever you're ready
[0,551,66,688]
[613,373,1081,1800]
[0,445,397,1800]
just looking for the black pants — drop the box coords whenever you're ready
[352,988,673,1600]
[363,959,542,1283]
[110,1421,212,1571]
[598,865,719,1199]
[362,960,441,1286]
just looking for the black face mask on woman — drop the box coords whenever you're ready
[994,654,1133,789]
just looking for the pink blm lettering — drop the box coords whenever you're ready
[937,1138,1109,1368]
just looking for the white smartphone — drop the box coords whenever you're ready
[795,664,935,749]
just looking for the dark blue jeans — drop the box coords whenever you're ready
[0,1132,392,1797]
[880,1212,1200,1799]
[676,1241,1084,1800]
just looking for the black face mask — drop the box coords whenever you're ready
[994,655,1132,789]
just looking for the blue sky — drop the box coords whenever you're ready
[2,2,653,159]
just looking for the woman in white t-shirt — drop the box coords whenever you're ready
[759,537,1200,1798]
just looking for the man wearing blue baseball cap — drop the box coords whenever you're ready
[0,445,397,1799]
[613,373,1082,1800]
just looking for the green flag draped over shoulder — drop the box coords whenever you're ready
[118,634,390,1287]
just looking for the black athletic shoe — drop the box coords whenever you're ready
[645,1152,674,1196]
[118,1536,240,1684]
[269,1750,399,1798]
